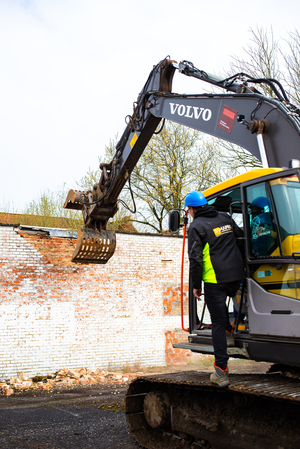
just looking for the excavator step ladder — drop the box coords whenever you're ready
[72,229,116,264]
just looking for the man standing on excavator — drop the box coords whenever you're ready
[185,191,244,387]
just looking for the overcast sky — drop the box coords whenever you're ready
[1,0,300,212]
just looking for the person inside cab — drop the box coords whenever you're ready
[250,196,278,257]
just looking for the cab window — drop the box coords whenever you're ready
[270,175,300,243]
[207,188,243,228]
[245,182,279,257]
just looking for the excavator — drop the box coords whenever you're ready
[64,58,300,449]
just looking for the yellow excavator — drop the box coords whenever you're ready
[65,58,300,449]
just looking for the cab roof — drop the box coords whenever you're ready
[203,168,282,198]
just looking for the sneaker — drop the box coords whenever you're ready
[226,330,235,347]
[210,364,229,387]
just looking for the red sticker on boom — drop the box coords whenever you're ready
[217,105,238,133]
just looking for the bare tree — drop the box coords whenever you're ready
[218,141,262,172]
[230,26,281,97]
[281,30,300,105]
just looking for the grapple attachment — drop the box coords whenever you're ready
[72,229,116,264]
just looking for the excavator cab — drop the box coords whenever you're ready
[128,168,300,449]
[173,167,300,367]
[129,166,300,449]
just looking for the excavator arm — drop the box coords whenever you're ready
[64,57,300,263]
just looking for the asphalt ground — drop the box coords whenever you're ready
[0,360,271,449]
[0,383,139,449]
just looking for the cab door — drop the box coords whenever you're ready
[242,169,300,340]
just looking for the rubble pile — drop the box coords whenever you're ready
[0,368,144,396]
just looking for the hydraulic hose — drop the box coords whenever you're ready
[181,210,189,332]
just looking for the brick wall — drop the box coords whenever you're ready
[0,226,206,378]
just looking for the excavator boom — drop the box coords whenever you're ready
[64,57,300,263]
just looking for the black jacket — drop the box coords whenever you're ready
[188,205,244,289]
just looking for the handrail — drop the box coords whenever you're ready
[181,210,189,332]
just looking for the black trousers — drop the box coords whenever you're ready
[204,281,241,370]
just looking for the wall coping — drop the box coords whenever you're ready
[0,224,184,239]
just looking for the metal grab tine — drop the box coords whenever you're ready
[72,229,116,264]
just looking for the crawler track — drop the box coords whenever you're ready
[126,371,300,449]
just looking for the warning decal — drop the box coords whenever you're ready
[217,105,238,134]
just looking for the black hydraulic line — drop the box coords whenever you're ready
[153,118,165,134]
[178,60,290,103]
[243,76,289,103]
[117,177,137,214]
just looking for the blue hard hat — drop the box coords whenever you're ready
[251,196,271,210]
[184,191,207,207]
